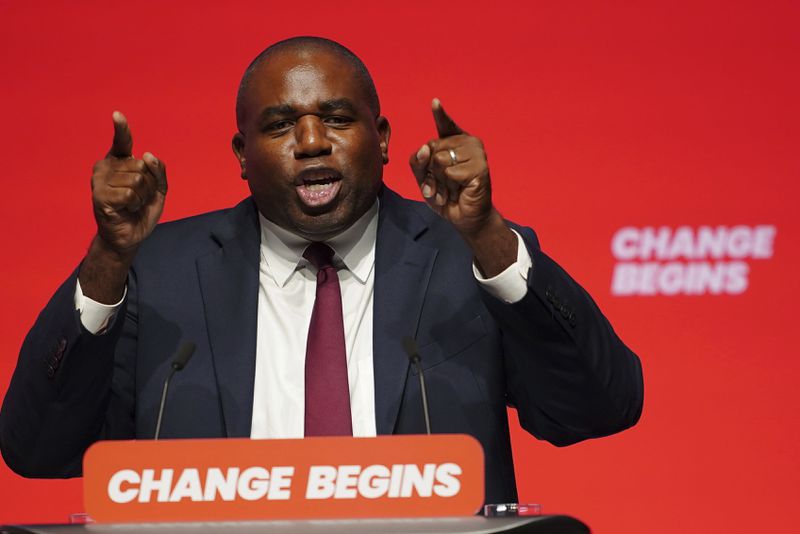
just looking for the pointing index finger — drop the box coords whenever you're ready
[108,111,133,159]
[432,98,466,138]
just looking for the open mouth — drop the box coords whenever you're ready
[294,168,343,209]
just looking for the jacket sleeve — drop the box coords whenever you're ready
[0,268,137,478]
[483,225,644,446]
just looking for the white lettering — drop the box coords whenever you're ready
[388,463,404,498]
[203,467,239,501]
[237,467,269,501]
[611,263,638,296]
[727,225,753,258]
[399,464,436,498]
[639,227,671,260]
[108,469,140,504]
[667,227,694,260]
[357,464,391,499]
[108,463,465,503]
[268,466,293,500]
[168,468,202,502]
[610,261,751,296]
[752,225,776,258]
[638,263,659,295]
[657,262,684,295]
[306,465,337,499]
[685,262,713,295]
[725,261,749,294]
[433,463,461,497]
[611,227,640,260]
[696,226,727,259]
[139,469,173,503]
[610,225,774,296]
[334,465,360,499]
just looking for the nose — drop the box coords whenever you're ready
[293,115,332,159]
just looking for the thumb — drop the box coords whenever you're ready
[108,111,133,158]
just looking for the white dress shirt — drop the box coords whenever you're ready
[74,200,533,438]
[251,202,379,438]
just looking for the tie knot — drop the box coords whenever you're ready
[303,242,335,270]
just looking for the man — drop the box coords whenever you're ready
[0,37,643,505]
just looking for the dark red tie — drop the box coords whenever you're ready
[303,242,352,436]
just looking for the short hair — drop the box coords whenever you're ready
[235,36,380,128]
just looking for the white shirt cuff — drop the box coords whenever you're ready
[472,229,532,304]
[74,279,126,334]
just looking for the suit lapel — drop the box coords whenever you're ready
[196,199,260,438]
[194,190,437,438]
[373,188,438,435]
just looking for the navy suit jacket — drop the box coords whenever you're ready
[1,186,643,505]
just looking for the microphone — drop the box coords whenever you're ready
[402,336,431,435]
[154,341,196,440]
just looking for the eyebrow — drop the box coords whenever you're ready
[318,98,357,114]
[259,104,296,121]
[258,98,359,122]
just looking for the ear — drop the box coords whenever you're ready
[232,133,247,179]
[376,116,391,165]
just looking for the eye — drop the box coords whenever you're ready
[265,120,294,133]
[323,115,353,127]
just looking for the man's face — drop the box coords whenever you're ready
[233,48,390,241]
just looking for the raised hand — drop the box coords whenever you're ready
[409,99,494,237]
[92,111,167,254]
[80,112,167,303]
[409,99,516,277]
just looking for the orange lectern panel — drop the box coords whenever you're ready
[83,434,484,523]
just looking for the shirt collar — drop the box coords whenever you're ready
[258,200,378,287]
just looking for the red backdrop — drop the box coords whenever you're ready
[1,1,798,532]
